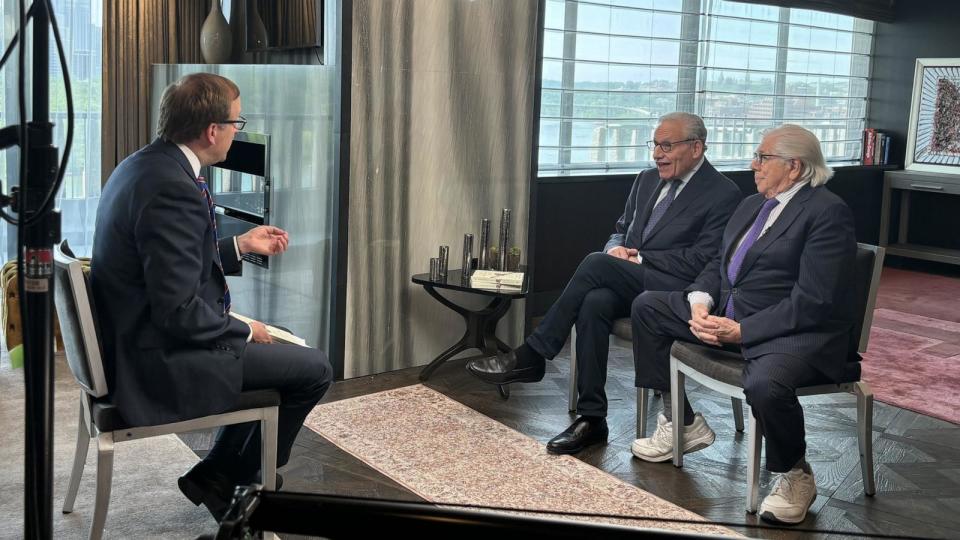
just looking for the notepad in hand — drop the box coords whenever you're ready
[230,312,308,347]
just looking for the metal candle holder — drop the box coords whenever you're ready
[461,233,474,279]
[438,245,449,279]
[498,208,511,272]
[478,218,491,270]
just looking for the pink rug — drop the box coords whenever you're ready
[862,308,960,425]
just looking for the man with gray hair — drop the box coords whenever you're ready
[468,112,741,455]
[630,124,858,525]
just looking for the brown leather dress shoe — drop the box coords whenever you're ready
[466,350,545,384]
[546,416,608,455]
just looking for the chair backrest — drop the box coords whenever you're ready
[53,240,108,398]
[852,243,885,354]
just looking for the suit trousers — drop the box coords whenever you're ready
[526,252,646,417]
[631,290,830,472]
[203,342,333,484]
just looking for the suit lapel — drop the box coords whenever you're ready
[633,172,662,240]
[721,196,763,279]
[642,160,712,244]
[735,184,813,282]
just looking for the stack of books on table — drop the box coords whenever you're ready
[470,270,524,291]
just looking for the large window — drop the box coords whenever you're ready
[0,0,102,259]
[538,0,874,174]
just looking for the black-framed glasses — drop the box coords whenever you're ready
[218,115,247,131]
[646,138,698,152]
[752,152,791,165]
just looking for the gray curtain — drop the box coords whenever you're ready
[102,0,207,182]
[345,0,540,377]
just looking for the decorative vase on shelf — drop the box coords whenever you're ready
[248,0,269,50]
[200,0,232,64]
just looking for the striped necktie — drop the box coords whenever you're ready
[194,175,231,314]
[724,197,779,320]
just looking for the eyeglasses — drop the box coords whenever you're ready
[218,115,247,131]
[752,152,792,165]
[646,138,698,152]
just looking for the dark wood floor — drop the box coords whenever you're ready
[183,341,959,540]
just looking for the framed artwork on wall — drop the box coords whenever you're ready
[906,58,960,174]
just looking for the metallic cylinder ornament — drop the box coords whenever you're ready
[438,245,449,279]
[498,208,511,272]
[429,257,440,281]
[478,218,491,270]
[461,233,474,278]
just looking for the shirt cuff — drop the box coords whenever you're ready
[233,236,242,259]
[246,323,253,343]
[636,254,643,264]
[687,291,714,311]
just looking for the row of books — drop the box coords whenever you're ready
[862,128,891,166]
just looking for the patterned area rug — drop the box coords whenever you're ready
[304,384,737,537]
[863,308,960,425]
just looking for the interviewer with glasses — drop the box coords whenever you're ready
[468,112,742,455]
[91,73,332,521]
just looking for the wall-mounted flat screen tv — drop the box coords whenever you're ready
[246,0,323,52]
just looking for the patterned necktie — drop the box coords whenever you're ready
[194,175,231,314]
[642,179,679,242]
[724,197,780,320]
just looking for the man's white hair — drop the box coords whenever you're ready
[658,112,708,143]
[764,124,834,187]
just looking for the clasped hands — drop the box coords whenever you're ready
[607,246,641,264]
[689,303,741,345]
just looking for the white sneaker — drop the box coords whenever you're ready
[759,466,817,524]
[630,412,716,462]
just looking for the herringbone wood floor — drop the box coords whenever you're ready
[185,340,958,539]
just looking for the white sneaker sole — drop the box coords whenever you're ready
[759,494,816,525]
[631,429,716,463]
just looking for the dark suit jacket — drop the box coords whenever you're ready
[91,139,251,427]
[604,160,742,291]
[687,183,859,382]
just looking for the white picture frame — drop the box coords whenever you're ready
[905,58,960,174]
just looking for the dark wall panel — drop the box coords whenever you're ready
[531,166,886,316]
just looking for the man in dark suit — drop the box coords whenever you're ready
[630,124,857,525]
[91,73,332,521]
[467,113,742,454]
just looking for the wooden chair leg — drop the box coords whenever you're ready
[856,382,876,496]
[261,407,279,491]
[63,398,90,514]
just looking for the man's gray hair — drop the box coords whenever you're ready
[765,124,834,187]
[658,112,708,143]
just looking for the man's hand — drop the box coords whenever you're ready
[238,225,289,256]
[249,320,274,344]
[690,311,741,346]
[607,246,638,261]
[688,303,719,345]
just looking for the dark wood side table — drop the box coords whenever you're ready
[411,269,528,398]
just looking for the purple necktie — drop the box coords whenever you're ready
[642,179,679,242]
[724,197,780,319]
[194,175,231,314]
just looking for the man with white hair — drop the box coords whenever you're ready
[468,112,742,455]
[629,124,858,525]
